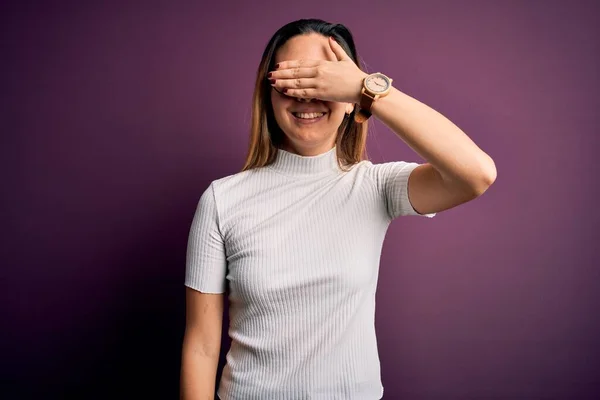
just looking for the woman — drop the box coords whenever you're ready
[180,19,496,400]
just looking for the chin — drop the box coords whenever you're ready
[285,128,338,145]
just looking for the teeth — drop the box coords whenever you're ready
[293,112,325,119]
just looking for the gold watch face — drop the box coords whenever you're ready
[365,74,391,93]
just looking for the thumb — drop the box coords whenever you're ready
[329,36,350,61]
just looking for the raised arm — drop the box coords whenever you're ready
[370,86,497,215]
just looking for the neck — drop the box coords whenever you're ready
[269,145,342,177]
[281,138,337,157]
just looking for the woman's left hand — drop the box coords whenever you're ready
[269,36,368,104]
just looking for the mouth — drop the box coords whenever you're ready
[290,111,327,124]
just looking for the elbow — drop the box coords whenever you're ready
[470,157,497,197]
[439,155,497,199]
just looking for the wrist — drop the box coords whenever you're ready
[354,71,368,104]
[353,72,394,123]
[370,86,397,116]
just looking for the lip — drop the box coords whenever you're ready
[291,109,328,113]
[290,111,327,124]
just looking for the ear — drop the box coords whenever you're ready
[345,103,354,115]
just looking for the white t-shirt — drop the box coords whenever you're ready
[185,146,435,400]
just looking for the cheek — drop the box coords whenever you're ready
[270,92,279,112]
[270,95,285,123]
[326,104,349,130]
[271,93,289,116]
[326,101,345,114]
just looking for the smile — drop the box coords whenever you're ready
[291,112,327,123]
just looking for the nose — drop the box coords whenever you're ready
[296,97,313,103]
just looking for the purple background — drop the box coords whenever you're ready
[3,0,599,398]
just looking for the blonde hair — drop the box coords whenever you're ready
[241,19,370,173]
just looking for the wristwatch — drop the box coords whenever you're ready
[354,72,393,123]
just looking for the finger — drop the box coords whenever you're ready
[281,88,320,99]
[276,59,324,70]
[329,36,351,61]
[269,66,317,80]
[272,77,319,91]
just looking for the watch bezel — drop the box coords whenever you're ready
[364,72,393,95]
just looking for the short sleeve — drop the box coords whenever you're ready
[369,161,436,220]
[184,182,227,293]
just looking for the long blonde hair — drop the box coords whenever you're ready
[241,19,370,172]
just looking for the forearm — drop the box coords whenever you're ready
[370,86,496,194]
[180,335,220,400]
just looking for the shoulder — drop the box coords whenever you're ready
[352,159,420,185]
[206,166,275,202]
[362,159,420,178]
[211,167,258,187]
[193,168,267,223]
[361,159,418,170]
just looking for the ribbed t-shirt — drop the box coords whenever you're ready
[185,145,436,400]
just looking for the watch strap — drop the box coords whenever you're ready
[354,107,371,123]
[354,87,376,123]
[359,88,376,113]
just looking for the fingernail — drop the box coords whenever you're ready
[282,88,288,93]
[267,72,273,78]
[275,63,280,69]
[269,79,276,85]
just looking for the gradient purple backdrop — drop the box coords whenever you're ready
[2,0,599,399]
